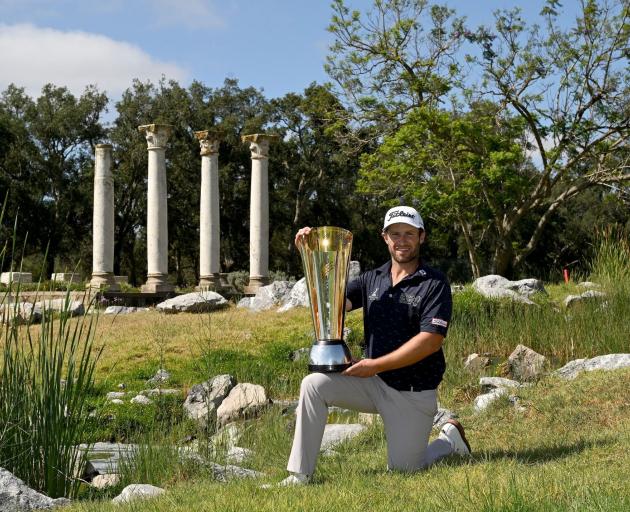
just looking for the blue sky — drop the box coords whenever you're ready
[0,0,582,101]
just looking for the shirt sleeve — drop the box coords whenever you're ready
[346,275,363,310]
[419,278,452,337]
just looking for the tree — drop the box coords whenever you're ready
[359,102,530,278]
[464,0,630,273]
[326,0,464,138]
[0,84,107,277]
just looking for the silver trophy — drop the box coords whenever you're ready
[296,226,353,372]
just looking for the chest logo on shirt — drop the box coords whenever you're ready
[368,287,379,301]
[400,293,422,307]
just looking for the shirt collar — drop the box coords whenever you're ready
[375,260,428,280]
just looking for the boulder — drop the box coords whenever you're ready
[112,484,164,504]
[508,344,547,381]
[479,376,523,392]
[216,383,269,425]
[564,290,607,308]
[555,354,630,380]
[474,388,509,412]
[320,424,366,451]
[463,353,490,373]
[156,291,227,314]
[91,474,120,489]
[0,467,70,510]
[0,302,41,325]
[472,275,542,304]
[237,281,293,312]
[226,446,253,464]
[183,374,235,427]
[277,278,309,312]
[36,299,84,317]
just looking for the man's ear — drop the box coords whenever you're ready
[419,230,426,244]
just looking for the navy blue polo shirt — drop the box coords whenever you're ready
[346,260,452,391]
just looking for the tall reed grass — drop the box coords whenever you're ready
[0,204,102,499]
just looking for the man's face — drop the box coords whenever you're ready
[382,223,425,264]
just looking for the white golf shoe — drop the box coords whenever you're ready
[439,419,472,456]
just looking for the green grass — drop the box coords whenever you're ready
[67,367,630,511]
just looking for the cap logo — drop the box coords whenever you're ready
[387,210,415,222]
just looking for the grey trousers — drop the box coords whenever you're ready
[287,372,453,476]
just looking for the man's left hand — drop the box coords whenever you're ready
[342,358,380,378]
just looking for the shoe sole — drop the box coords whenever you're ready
[445,419,471,455]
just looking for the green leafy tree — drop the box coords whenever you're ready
[463,0,630,273]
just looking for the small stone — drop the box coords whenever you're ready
[290,347,310,362]
[474,388,508,412]
[110,399,124,405]
[226,446,253,464]
[320,424,366,451]
[106,392,126,400]
[479,376,523,392]
[130,395,152,405]
[117,383,126,390]
[147,368,170,385]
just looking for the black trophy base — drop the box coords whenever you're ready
[308,363,351,373]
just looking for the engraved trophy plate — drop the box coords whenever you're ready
[296,226,353,372]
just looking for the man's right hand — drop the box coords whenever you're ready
[294,227,312,248]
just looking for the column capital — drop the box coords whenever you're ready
[242,133,279,159]
[138,124,173,149]
[194,130,222,156]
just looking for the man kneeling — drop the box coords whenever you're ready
[281,206,471,486]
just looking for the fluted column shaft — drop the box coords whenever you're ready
[242,134,277,294]
[89,144,119,290]
[139,124,174,293]
[195,131,221,290]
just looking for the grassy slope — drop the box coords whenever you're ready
[70,367,630,512]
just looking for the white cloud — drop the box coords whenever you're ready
[151,0,225,29]
[0,24,189,98]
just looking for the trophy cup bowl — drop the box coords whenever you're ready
[296,226,353,372]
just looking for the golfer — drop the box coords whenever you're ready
[281,206,471,485]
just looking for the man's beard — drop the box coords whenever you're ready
[389,245,420,264]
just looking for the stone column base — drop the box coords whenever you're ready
[141,275,174,293]
[196,274,221,292]
[88,273,120,292]
[244,275,270,296]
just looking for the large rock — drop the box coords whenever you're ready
[156,291,227,314]
[112,484,164,504]
[472,275,545,304]
[277,278,309,312]
[216,383,269,425]
[479,376,523,392]
[183,374,236,427]
[36,299,84,317]
[564,290,606,308]
[237,281,293,312]
[321,424,366,451]
[0,467,70,510]
[508,344,547,381]
[91,474,120,489]
[463,353,490,373]
[0,302,41,325]
[555,354,630,380]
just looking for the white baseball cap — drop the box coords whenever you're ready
[383,206,424,231]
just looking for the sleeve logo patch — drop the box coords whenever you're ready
[431,318,448,328]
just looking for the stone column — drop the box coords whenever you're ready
[89,144,119,291]
[195,130,221,290]
[242,134,278,295]
[139,124,174,293]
